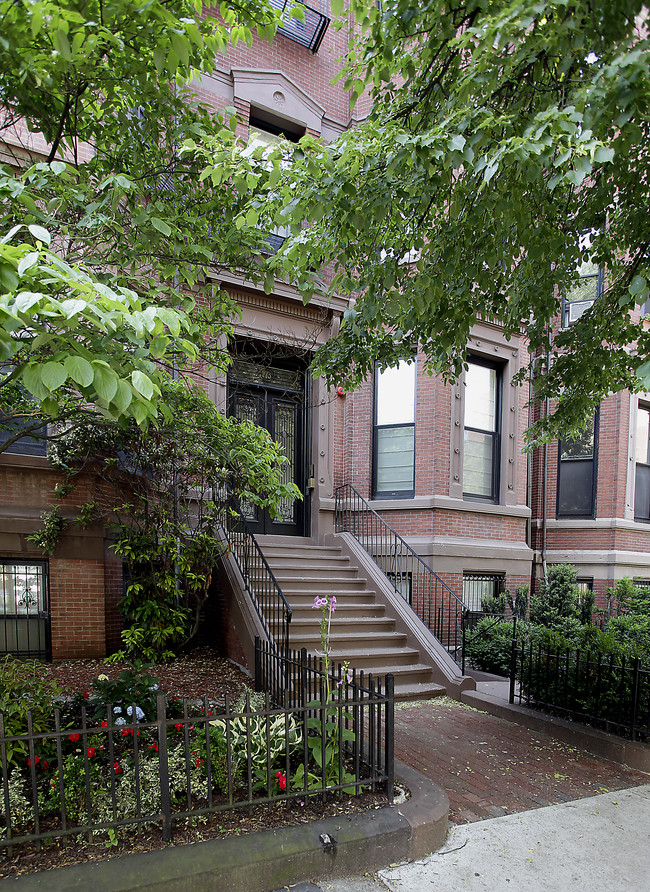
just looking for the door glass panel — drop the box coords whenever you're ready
[233,395,260,520]
[273,401,297,524]
[463,429,494,497]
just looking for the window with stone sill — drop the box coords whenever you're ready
[557,413,598,518]
[463,358,501,504]
[635,403,650,522]
[372,359,416,499]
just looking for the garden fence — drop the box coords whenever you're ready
[0,654,393,856]
[510,642,650,742]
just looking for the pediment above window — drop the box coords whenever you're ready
[231,69,325,134]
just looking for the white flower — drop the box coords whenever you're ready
[115,717,126,726]
[113,706,122,714]
[149,684,158,691]
[97,674,109,682]
[127,705,145,721]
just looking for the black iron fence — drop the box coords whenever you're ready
[335,484,466,666]
[0,649,393,855]
[219,495,292,654]
[510,642,650,742]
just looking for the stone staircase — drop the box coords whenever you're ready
[257,535,446,701]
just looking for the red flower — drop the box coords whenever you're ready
[87,747,95,758]
[100,721,108,727]
[195,758,204,767]
[276,771,287,791]
[113,761,122,774]
[82,692,90,699]
[121,728,132,737]
[149,743,159,752]
[27,755,39,767]
[68,733,80,743]
[41,760,49,770]
[174,723,183,731]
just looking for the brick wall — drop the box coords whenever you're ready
[49,558,106,659]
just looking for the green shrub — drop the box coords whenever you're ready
[480,590,506,615]
[506,585,529,619]
[464,618,527,676]
[529,564,580,630]
[89,661,161,724]
[0,657,62,768]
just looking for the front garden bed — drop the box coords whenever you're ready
[0,646,394,875]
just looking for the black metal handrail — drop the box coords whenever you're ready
[219,495,292,654]
[335,484,466,667]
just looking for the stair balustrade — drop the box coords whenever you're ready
[220,495,292,654]
[334,484,466,667]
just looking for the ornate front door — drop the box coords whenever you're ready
[228,357,306,536]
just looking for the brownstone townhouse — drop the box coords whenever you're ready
[2,3,649,697]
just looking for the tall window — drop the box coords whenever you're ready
[557,415,598,517]
[463,359,501,502]
[562,231,603,327]
[372,360,416,498]
[248,111,304,253]
[635,404,650,522]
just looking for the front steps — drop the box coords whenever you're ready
[257,536,446,701]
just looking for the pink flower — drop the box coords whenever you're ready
[329,596,336,613]
[312,596,328,610]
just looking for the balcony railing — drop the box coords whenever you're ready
[269,0,330,53]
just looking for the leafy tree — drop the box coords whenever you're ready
[200,0,650,443]
[0,0,281,437]
[30,378,300,660]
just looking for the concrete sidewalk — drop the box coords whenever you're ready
[319,783,650,892]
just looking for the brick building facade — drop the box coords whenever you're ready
[2,4,648,662]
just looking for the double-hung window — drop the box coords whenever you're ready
[248,111,304,254]
[562,231,603,327]
[557,415,598,517]
[463,359,501,502]
[635,404,650,522]
[372,360,416,498]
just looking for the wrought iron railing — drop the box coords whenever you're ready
[269,0,330,53]
[219,496,292,654]
[334,484,466,667]
[511,642,650,742]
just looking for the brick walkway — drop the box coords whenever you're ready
[394,698,649,824]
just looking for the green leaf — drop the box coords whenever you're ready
[64,355,94,387]
[40,361,68,392]
[629,275,647,297]
[53,29,72,61]
[151,217,172,237]
[131,370,155,400]
[27,224,51,245]
[112,379,133,413]
[92,362,119,402]
[17,252,39,276]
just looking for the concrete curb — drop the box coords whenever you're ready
[5,761,448,892]
[461,689,650,773]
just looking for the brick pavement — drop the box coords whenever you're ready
[394,698,649,824]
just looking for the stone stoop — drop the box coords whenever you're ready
[257,536,447,701]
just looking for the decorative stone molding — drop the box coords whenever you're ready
[231,69,325,133]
